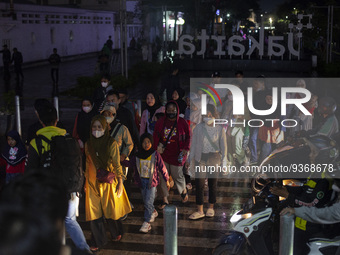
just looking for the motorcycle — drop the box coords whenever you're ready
[251,134,340,194]
[213,180,340,255]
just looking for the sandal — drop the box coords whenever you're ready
[189,211,205,220]
[113,235,122,242]
[181,189,188,203]
[206,208,215,217]
[90,246,100,252]
[158,201,169,210]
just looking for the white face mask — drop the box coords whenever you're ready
[107,102,117,109]
[92,130,105,138]
[82,106,92,113]
[101,82,108,88]
[203,117,215,125]
[105,116,114,124]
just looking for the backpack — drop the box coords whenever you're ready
[36,134,84,194]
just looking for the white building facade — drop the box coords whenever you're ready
[0,1,142,66]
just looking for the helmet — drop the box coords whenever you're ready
[318,97,337,115]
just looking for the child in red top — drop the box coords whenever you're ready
[0,130,27,184]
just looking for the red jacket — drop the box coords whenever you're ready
[153,101,191,166]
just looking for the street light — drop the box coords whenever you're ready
[269,17,272,29]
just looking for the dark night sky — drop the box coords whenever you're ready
[260,0,287,12]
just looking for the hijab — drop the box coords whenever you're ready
[190,98,202,125]
[1,130,27,166]
[87,115,116,169]
[77,97,96,143]
[136,133,155,160]
[146,92,161,119]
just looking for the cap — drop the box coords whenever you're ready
[212,71,221,78]
[101,105,116,114]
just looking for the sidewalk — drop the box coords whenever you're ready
[0,50,146,144]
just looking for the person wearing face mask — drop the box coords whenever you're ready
[187,104,227,219]
[93,74,113,112]
[153,101,191,209]
[140,92,165,135]
[100,90,140,149]
[100,105,133,174]
[73,97,96,153]
[171,88,187,116]
[85,115,132,252]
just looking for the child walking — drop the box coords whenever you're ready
[134,133,170,233]
[0,130,27,184]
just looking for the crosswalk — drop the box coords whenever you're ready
[76,179,251,254]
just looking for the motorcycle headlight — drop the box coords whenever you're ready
[230,210,252,227]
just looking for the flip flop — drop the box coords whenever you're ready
[206,208,215,217]
[189,211,205,220]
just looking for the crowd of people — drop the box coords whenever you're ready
[0,69,340,254]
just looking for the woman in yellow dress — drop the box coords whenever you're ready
[85,115,132,252]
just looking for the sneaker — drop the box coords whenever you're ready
[139,222,151,233]
[150,210,158,222]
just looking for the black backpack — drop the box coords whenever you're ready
[36,134,84,194]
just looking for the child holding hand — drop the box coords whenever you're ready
[134,133,170,233]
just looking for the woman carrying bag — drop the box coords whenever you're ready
[187,104,227,219]
[85,115,132,252]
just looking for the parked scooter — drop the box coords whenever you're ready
[213,180,340,255]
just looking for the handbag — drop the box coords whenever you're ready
[96,168,115,184]
[90,147,116,184]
